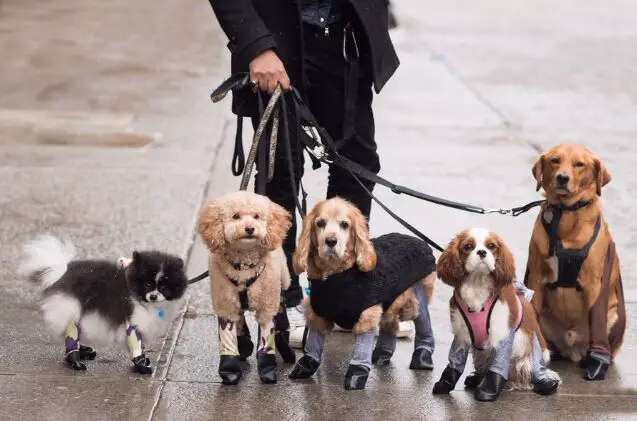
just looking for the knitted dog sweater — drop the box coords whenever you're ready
[309,233,436,330]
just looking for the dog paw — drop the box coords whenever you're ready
[65,351,87,371]
[474,371,506,402]
[257,353,277,384]
[219,355,242,385]
[132,355,153,375]
[532,378,560,395]
[79,345,97,360]
[432,366,461,395]
[343,364,370,390]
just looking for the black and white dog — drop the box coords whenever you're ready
[18,235,188,374]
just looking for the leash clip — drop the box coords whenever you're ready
[484,208,513,216]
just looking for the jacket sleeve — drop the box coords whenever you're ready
[208,0,277,65]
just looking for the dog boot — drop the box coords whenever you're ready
[275,330,296,364]
[474,370,507,402]
[372,331,396,366]
[409,348,434,370]
[237,335,254,361]
[464,372,484,390]
[219,355,242,385]
[257,353,277,384]
[583,351,611,381]
[79,345,97,360]
[65,350,87,371]
[132,355,153,375]
[532,378,560,395]
[432,366,461,394]
[344,364,370,390]
[289,355,320,379]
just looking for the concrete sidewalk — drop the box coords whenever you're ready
[1,0,636,420]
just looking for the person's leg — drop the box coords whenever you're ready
[410,283,435,370]
[251,98,307,349]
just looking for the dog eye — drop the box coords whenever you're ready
[550,157,560,164]
[575,162,585,168]
[232,213,240,220]
[340,221,349,230]
[145,281,153,289]
[486,243,497,250]
[316,219,326,228]
[463,243,474,251]
[254,214,260,220]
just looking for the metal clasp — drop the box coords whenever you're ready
[484,208,513,216]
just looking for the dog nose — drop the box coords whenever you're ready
[325,237,338,248]
[149,293,158,302]
[477,250,487,259]
[245,227,255,235]
[556,173,569,184]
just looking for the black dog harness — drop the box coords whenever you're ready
[308,233,436,330]
[541,201,601,291]
[226,262,263,310]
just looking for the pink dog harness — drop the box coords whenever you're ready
[454,292,523,350]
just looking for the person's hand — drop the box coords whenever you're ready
[249,49,291,94]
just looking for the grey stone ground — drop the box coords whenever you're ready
[0,0,636,420]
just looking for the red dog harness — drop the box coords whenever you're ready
[454,292,523,350]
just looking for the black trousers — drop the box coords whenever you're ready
[253,22,380,307]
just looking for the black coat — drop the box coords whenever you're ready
[209,0,399,116]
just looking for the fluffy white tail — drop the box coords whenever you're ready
[17,234,76,289]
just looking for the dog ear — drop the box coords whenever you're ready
[436,236,465,288]
[351,205,376,272]
[293,204,318,275]
[532,154,545,192]
[594,156,612,196]
[263,200,291,251]
[197,200,226,253]
[492,239,516,288]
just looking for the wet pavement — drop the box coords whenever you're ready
[1,0,637,420]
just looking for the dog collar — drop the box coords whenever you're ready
[227,260,259,271]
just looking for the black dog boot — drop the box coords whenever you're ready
[66,350,87,371]
[372,347,394,366]
[132,355,153,375]
[344,364,370,390]
[409,348,434,370]
[432,366,461,394]
[237,335,254,361]
[464,372,484,390]
[532,377,560,395]
[257,353,278,384]
[275,330,297,364]
[79,345,97,360]
[583,351,611,381]
[289,355,320,379]
[219,355,242,385]
[474,370,507,402]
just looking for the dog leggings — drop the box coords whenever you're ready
[65,320,80,356]
[126,322,144,359]
[257,319,276,355]
[218,317,239,356]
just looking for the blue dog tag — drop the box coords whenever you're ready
[157,310,165,319]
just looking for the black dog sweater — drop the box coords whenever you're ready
[308,233,436,330]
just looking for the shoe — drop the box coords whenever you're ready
[333,324,352,333]
[287,305,306,349]
[464,372,484,390]
[132,355,153,375]
[289,355,320,379]
[257,353,277,384]
[432,366,461,394]
[474,370,507,402]
[344,364,370,390]
[374,321,413,338]
[409,348,434,370]
[582,351,611,381]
